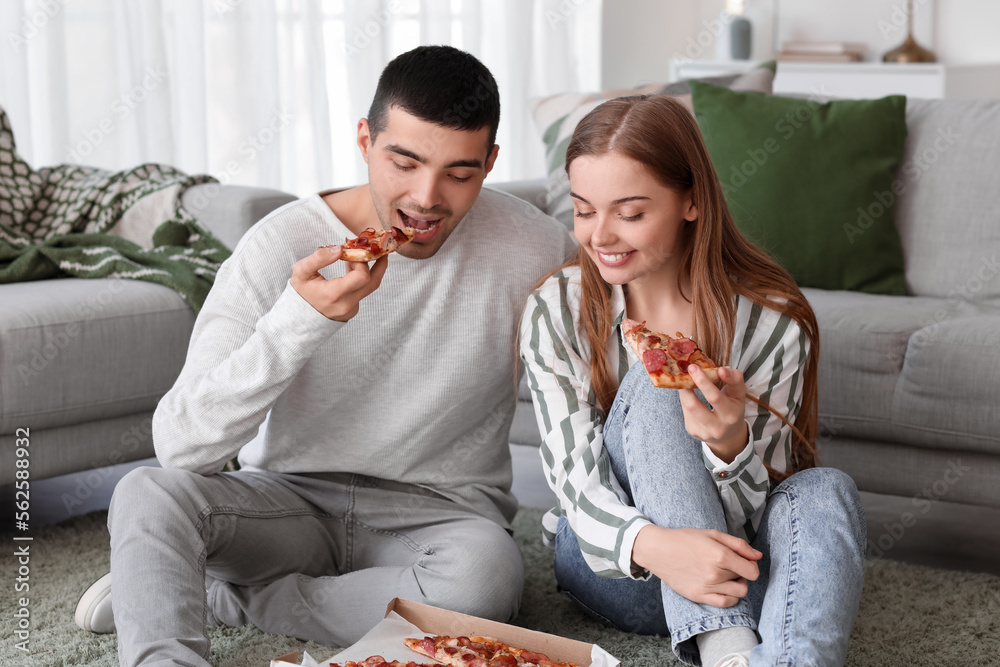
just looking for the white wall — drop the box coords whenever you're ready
[601,0,1000,89]
[601,0,698,88]
[936,0,1000,64]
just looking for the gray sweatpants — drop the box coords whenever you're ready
[107,467,524,667]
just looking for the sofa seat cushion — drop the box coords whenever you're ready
[0,278,195,432]
[892,315,1000,454]
[805,288,960,442]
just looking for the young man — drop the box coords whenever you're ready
[74,46,574,666]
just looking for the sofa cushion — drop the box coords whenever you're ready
[529,63,775,226]
[0,278,194,432]
[893,98,1000,306]
[892,315,1000,454]
[804,288,960,443]
[0,411,157,486]
[691,84,908,295]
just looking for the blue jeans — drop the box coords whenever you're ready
[554,363,866,666]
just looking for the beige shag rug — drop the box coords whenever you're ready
[2,509,999,666]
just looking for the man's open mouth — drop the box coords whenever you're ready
[398,210,443,242]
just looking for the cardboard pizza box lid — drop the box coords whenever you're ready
[270,599,620,666]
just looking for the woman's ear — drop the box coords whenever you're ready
[684,192,698,222]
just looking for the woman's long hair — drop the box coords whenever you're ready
[548,95,820,482]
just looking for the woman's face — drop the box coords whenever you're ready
[568,152,697,287]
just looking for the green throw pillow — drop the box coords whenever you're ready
[690,81,908,295]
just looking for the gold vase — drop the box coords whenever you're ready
[883,1,937,63]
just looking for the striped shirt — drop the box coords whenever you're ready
[519,266,808,580]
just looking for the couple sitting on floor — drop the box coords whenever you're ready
[74,45,865,667]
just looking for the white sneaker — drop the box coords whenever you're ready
[75,572,115,633]
[715,653,751,667]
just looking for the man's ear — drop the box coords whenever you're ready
[357,119,372,163]
[484,144,499,176]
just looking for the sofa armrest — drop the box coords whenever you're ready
[182,184,298,250]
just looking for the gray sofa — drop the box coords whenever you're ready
[0,186,296,487]
[3,96,998,518]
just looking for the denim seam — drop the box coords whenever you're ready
[353,518,435,556]
[345,475,358,572]
[620,405,644,514]
[669,612,757,642]
[197,507,335,521]
[773,485,799,666]
[197,548,211,662]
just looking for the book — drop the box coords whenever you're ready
[780,41,867,56]
[777,51,864,62]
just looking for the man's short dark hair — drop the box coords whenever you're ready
[367,45,500,152]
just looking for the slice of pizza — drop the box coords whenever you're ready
[490,642,580,667]
[404,636,581,667]
[621,318,721,389]
[404,635,497,667]
[329,225,416,262]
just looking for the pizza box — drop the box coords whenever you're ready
[270,598,620,667]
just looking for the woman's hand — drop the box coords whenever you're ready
[632,524,761,607]
[680,365,749,463]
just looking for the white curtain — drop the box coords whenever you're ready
[0,0,602,197]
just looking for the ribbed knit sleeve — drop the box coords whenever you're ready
[153,201,343,474]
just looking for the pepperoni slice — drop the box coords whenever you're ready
[643,348,667,373]
[667,338,697,361]
[350,227,378,244]
[519,651,550,663]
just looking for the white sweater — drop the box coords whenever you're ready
[153,188,575,526]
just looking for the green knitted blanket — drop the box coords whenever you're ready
[0,108,228,312]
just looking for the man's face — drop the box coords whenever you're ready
[358,107,498,260]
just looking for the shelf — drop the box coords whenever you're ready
[671,59,1000,99]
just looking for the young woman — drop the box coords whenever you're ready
[519,95,866,667]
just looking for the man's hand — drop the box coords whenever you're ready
[290,245,388,321]
[680,365,749,463]
[632,524,761,607]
